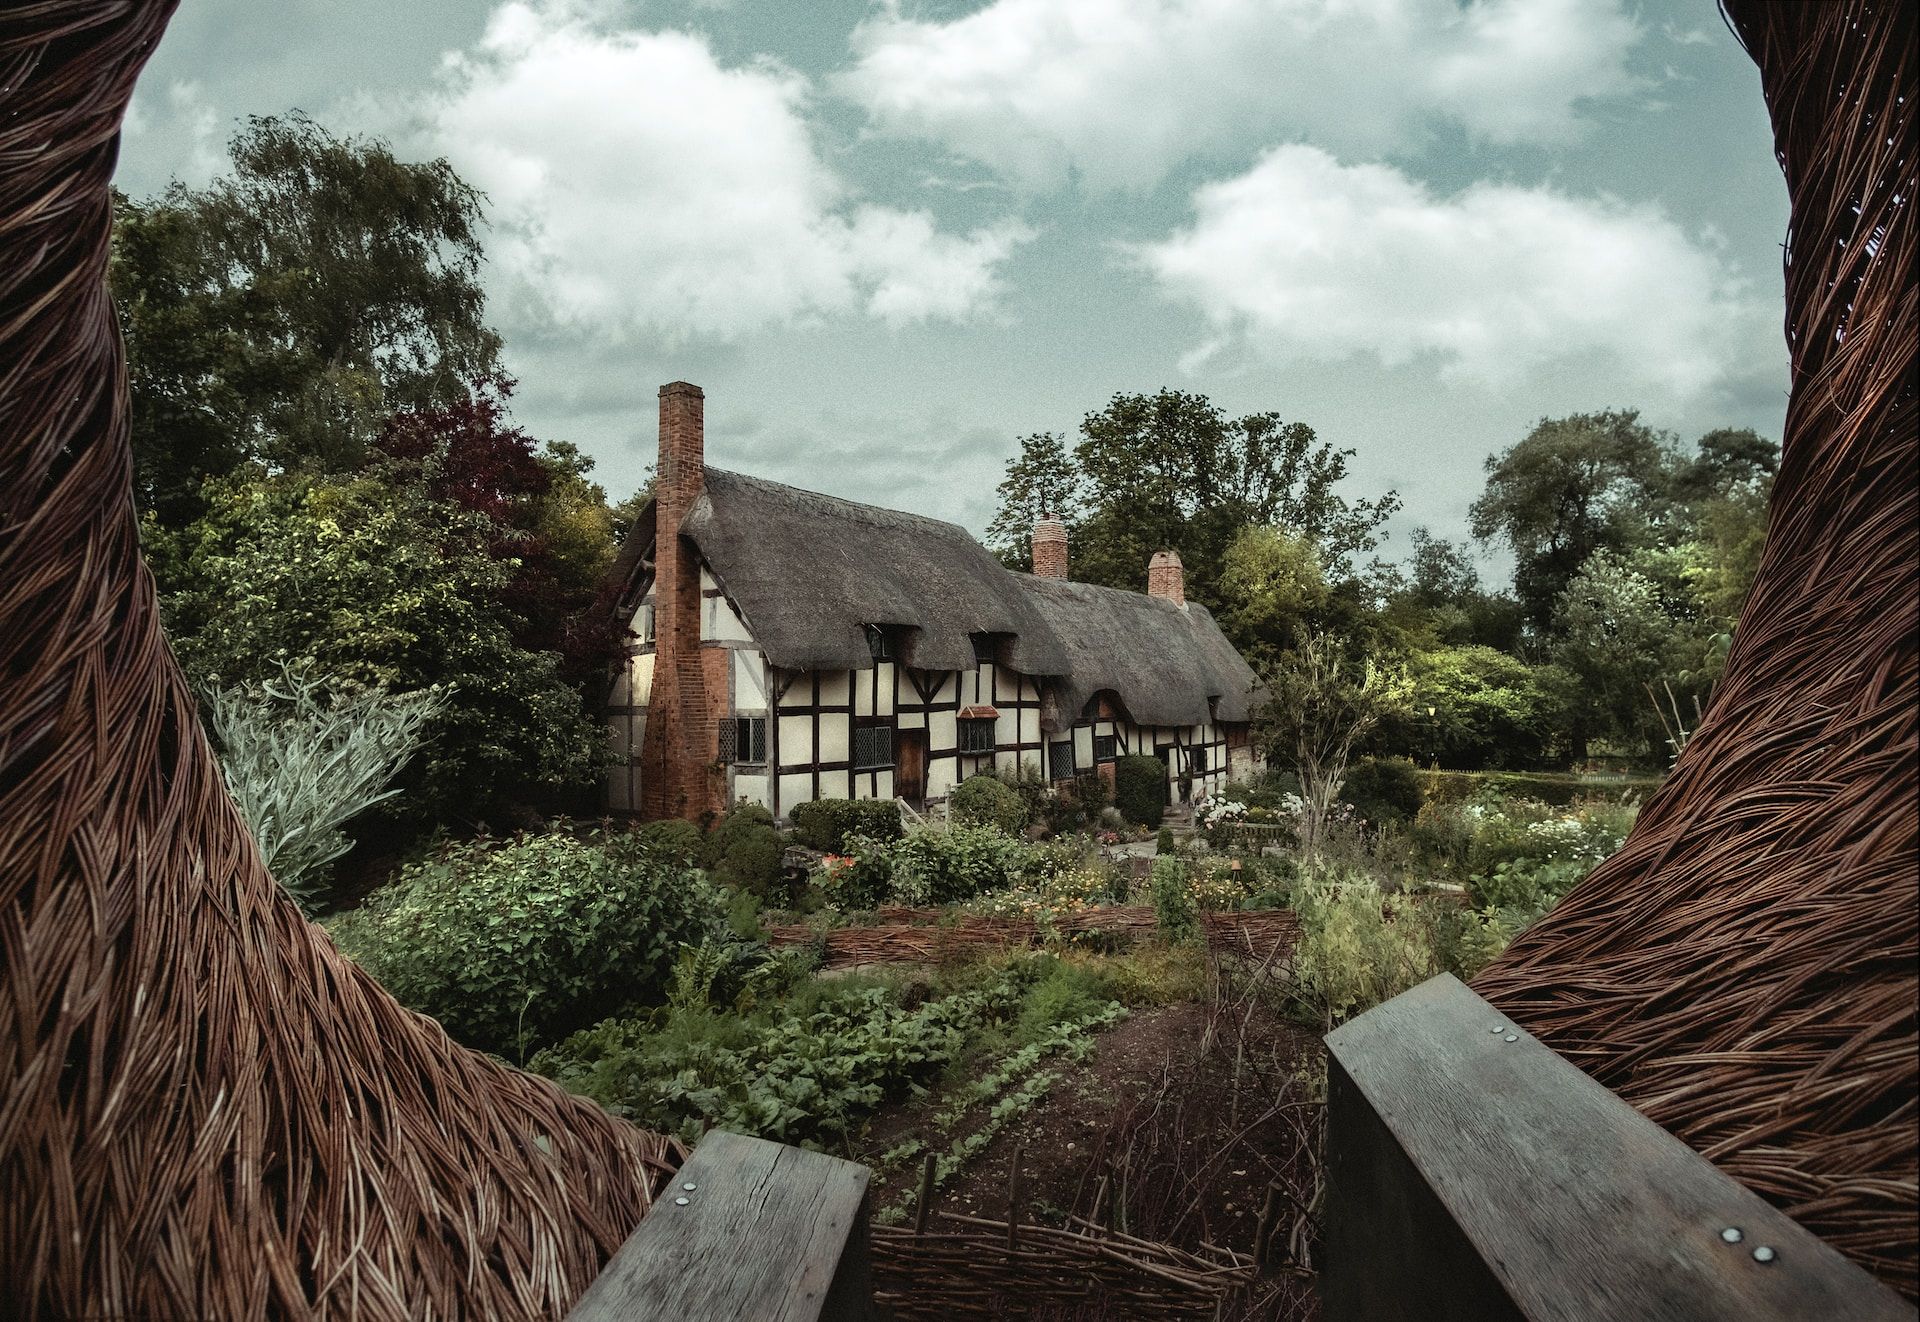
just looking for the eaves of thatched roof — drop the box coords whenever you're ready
[679,469,1072,675]
[613,468,1264,730]
[1014,576,1263,729]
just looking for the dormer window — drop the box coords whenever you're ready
[971,633,996,665]
[865,624,894,661]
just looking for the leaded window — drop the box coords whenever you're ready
[959,717,996,755]
[853,724,894,771]
[718,716,767,765]
[1049,740,1075,780]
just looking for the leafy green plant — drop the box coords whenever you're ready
[949,774,1029,834]
[206,660,447,912]
[1286,869,1435,1027]
[1114,754,1168,827]
[635,818,704,866]
[1150,856,1198,942]
[328,828,726,1057]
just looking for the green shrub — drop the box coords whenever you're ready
[329,829,726,1058]
[950,774,1029,834]
[1149,856,1197,941]
[1340,757,1424,827]
[1114,755,1168,827]
[1154,826,1176,855]
[705,802,785,899]
[789,798,904,852]
[889,825,1031,906]
[635,818,704,866]
[1288,870,1435,1026]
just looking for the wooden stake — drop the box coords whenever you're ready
[914,1151,937,1237]
[1252,1183,1280,1273]
[1006,1145,1024,1250]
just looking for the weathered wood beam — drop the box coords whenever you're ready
[1323,974,1909,1322]
[566,1130,873,1322]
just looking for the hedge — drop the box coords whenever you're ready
[1413,768,1662,808]
[787,797,905,852]
[1114,754,1168,827]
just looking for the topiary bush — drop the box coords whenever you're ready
[704,802,784,899]
[789,797,904,852]
[1114,755,1169,827]
[949,774,1028,834]
[635,817,704,866]
[328,828,726,1058]
[1340,757,1424,827]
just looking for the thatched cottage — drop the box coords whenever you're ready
[606,382,1265,822]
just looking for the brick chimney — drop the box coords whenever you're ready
[1147,549,1185,606]
[640,382,715,821]
[1032,512,1069,579]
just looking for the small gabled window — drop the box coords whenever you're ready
[958,718,996,755]
[971,633,996,665]
[865,624,894,662]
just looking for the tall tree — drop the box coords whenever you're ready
[986,432,1083,569]
[112,113,503,524]
[1469,410,1678,634]
[988,390,1398,606]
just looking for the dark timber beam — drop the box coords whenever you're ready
[1323,975,1909,1322]
[566,1131,873,1321]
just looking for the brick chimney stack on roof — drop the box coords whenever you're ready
[1147,549,1186,607]
[1032,513,1069,580]
[640,382,714,821]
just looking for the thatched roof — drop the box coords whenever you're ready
[679,470,1072,675]
[1015,576,1262,729]
[617,468,1263,727]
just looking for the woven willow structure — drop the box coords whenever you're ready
[1477,0,1918,1300]
[0,5,679,1319]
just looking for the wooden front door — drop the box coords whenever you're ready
[896,729,928,805]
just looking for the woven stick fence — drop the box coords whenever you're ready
[0,7,679,1318]
[872,1213,1259,1320]
[1475,1,1917,1298]
[766,907,1300,969]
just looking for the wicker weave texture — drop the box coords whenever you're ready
[0,6,680,1318]
[1476,0,1917,1298]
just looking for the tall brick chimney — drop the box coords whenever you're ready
[1147,549,1185,606]
[1032,512,1069,579]
[640,382,715,821]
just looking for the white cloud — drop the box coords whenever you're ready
[841,0,1643,192]
[1135,145,1764,398]
[123,79,228,188]
[418,1,1031,340]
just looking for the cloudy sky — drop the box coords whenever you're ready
[115,0,1790,564]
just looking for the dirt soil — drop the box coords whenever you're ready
[854,990,1324,1321]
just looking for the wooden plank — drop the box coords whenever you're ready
[1323,974,1910,1322]
[567,1130,873,1322]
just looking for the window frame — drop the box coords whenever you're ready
[852,721,896,771]
[865,624,894,662]
[958,717,996,755]
[1092,733,1118,764]
[970,632,996,665]
[718,715,768,766]
[1049,739,1076,780]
